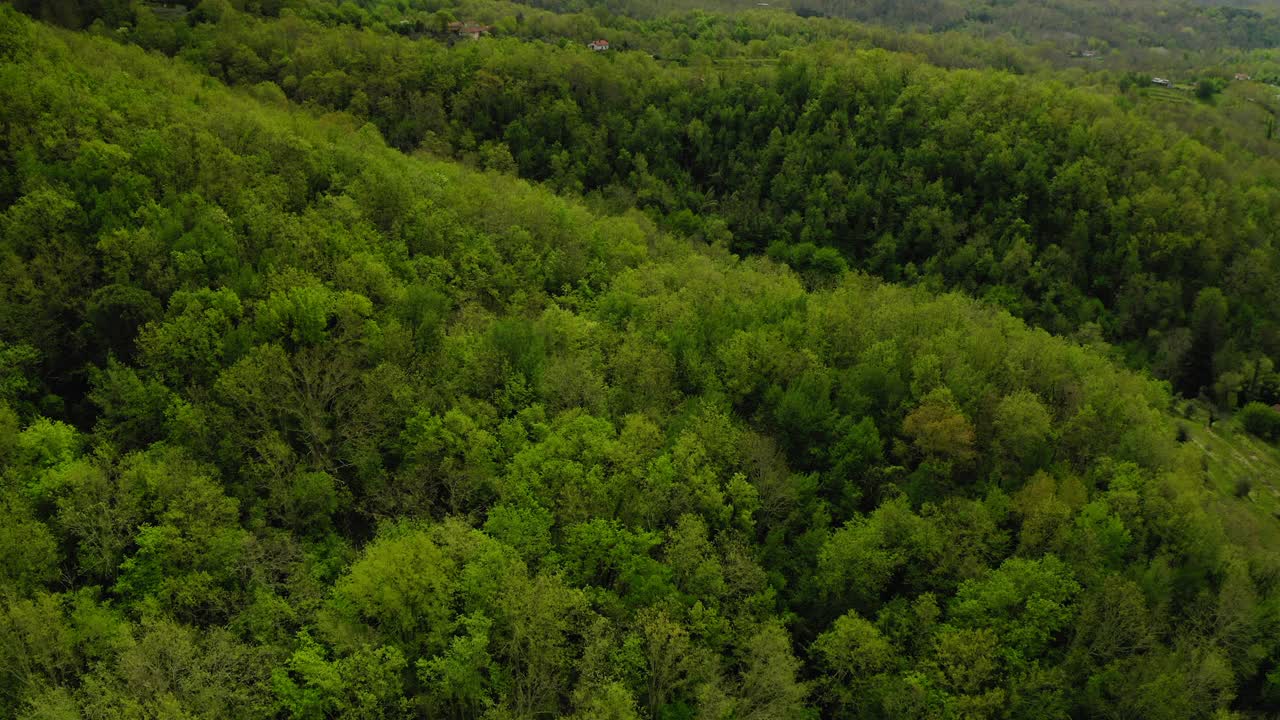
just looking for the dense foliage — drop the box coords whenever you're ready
[48,0,1280,408]
[4,3,1280,720]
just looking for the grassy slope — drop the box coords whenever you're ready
[1182,402,1280,549]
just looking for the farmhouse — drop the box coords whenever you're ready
[448,22,492,40]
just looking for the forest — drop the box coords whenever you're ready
[4,1,1280,719]
[26,0,1280,404]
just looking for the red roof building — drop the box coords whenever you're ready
[448,21,491,39]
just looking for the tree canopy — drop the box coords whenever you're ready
[4,3,1280,719]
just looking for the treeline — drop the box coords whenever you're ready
[79,1,1280,407]
[86,0,1040,70]
[4,7,1280,718]
[511,0,1280,55]
[20,0,1280,68]
[961,0,1280,53]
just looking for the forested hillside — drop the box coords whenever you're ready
[4,2,1280,719]
[34,0,1278,408]
[512,0,1280,57]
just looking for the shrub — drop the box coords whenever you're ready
[1235,477,1253,498]
[1239,402,1280,442]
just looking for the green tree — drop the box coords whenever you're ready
[1239,401,1280,441]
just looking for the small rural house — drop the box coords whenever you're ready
[1152,77,1171,87]
[1235,73,1252,81]
[448,22,491,40]
[589,39,610,52]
